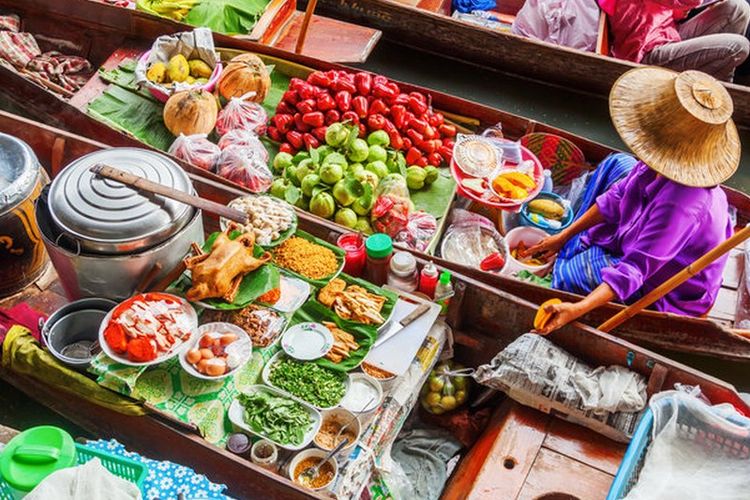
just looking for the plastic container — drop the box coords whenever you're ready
[337,233,366,277]
[387,251,418,292]
[364,233,393,286]
[434,271,454,315]
[503,226,554,277]
[314,408,361,457]
[288,449,338,492]
[340,373,384,423]
[250,440,278,471]
[519,191,573,235]
[418,262,439,299]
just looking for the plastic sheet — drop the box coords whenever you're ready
[215,92,268,136]
[167,133,220,171]
[215,145,273,193]
[394,212,437,252]
[440,209,505,270]
[624,390,750,500]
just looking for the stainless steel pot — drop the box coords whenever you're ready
[41,298,116,370]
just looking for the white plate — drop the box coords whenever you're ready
[281,322,334,360]
[262,351,351,410]
[228,385,321,451]
[179,323,252,380]
[98,293,197,367]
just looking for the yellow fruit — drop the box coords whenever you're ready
[492,175,515,195]
[430,406,445,415]
[429,377,445,392]
[533,298,563,330]
[528,198,564,220]
[425,392,442,406]
[185,76,196,84]
[167,54,189,83]
[455,390,466,404]
[188,59,212,79]
[217,53,270,102]
[503,171,536,189]
[146,62,167,83]
[440,395,457,411]
[163,90,218,136]
[195,77,209,85]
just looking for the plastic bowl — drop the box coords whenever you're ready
[288,449,338,491]
[519,191,573,235]
[138,50,222,103]
[503,226,554,277]
[179,322,252,380]
[314,408,360,457]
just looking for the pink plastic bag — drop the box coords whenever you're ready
[215,145,273,193]
[167,133,221,171]
[216,92,268,136]
[394,211,437,252]
[512,0,600,52]
[218,129,269,162]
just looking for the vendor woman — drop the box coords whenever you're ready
[532,67,740,334]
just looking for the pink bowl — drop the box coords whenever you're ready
[138,50,223,103]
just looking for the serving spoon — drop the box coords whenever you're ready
[299,438,349,481]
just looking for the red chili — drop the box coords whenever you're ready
[279,142,293,154]
[272,114,293,134]
[429,112,445,127]
[297,83,315,100]
[391,104,407,129]
[427,152,442,166]
[302,111,325,128]
[373,83,397,100]
[334,79,357,94]
[358,123,367,137]
[373,75,388,86]
[369,99,388,116]
[388,131,404,150]
[393,93,410,106]
[406,129,424,144]
[405,147,422,165]
[282,90,300,105]
[439,124,457,138]
[418,140,437,154]
[312,126,328,142]
[423,124,437,140]
[308,71,332,88]
[303,133,320,150]
[408,118,428,134]
[294,113,311,132]
[286,131,304,150]
[354,72,372,96]
[335,91,352,112]
[352,96,369,119]
[316,93,336,111]
[403,137,412,150]
[276,101,296,115]
[325,109,341,125]
[267,126,281,142]
[408,96,428,115]
[416,156,428,167]
[367,114,386,130]
[341,111,360,124]
[296,99,316,114]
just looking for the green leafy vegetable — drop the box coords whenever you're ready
[239,390,313,445]
[269,357,347,408]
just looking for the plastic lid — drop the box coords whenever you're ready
[422,262,438,276]
[439,270,452,284]
[365,233,393,259]
[0,426,77,492]
[0,133,39,216]
[390,251,417,274]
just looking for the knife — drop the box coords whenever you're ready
[373,303,432,348]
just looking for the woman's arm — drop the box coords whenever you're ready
[525,204,605,259]
[536,283,616,334]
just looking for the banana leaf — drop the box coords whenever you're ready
[270,230,346,288]
[288,300,377,372]
[410,168,457,219]
[185,0,271,35]
[309,273,398,328]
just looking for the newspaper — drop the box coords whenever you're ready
[474,333,645,443]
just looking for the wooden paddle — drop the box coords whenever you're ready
[598,224,750,333]
[295,0,318,55]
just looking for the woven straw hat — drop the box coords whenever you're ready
[609,67,740,187]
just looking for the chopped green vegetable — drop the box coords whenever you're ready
[239,390,313,446]
[269,357,347,407]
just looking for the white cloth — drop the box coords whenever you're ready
[512,0,601,52]
[25,458,141,500]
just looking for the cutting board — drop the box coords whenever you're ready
[365,297,441,376]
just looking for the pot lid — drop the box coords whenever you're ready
[49,148,194,254]
[0,425,77,492]
[0,133,39,215]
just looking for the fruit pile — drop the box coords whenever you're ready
[268,70,457,167]
[146,54,213,86]
[491,171,536,200]
[420,360,471,415]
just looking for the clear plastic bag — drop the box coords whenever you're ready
[218,129,269,162]
[167,133,221,171]
[215,92,268,136]
[440,209,505,270]
[372,174,413,236]
[215,145,273,193]
[394,211,438,252]
[553,171,589,215]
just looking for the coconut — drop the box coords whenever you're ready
[217,53,271,103]
[163,90,218,136]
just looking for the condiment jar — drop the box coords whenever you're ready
[419,262,439,299]
[434,270,454,315]
[387,251,418,292]
[337,233,366,277]
[364,233,393,286]
[250,439,278,472]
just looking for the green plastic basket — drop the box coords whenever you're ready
[0,443,148,499]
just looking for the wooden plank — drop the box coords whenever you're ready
[273,12,381,64]
[517,448,615,500]
[543,418,626,476]
[709,287,738,323]
[722,247,744,290]
[442,401,549,500]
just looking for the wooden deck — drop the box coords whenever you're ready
[709,246,746,324]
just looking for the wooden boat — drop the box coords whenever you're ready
[1,110,749,499]
[3,0,750,363]
[306,0,750,128]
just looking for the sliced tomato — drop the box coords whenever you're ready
[127,338,157,363]
[103,323,128,354]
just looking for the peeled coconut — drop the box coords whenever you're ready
[217,53,270,103]
[163,90,218,136]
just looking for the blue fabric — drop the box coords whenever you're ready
[85,439,229,499]
[551,153,636,295]
[452,0,496,14]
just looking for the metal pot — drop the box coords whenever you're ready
[41,298,116,370]
[38,148,204,300]
[0,133,49,297]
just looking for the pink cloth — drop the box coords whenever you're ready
[0,303,45,344]
[599,0,702,62]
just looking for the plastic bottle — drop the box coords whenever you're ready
[419,262,439,299]
[387,251,419,292]
[364,233,393,286]
[434,271,454,315]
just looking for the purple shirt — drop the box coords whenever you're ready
[582,162,732,316]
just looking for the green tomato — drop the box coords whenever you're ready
[301,173,321,197]
[272,152,293,174]
[423,165,439,185]
[349,163,365,177]
[292,151,309,165]
[322,152,348,168]
[355,169,379,191]
[352,194,373,216]
[325,123,348,147]
[295,159,315,185]
[367,130,390,147]
[270,178,289,199]
[367,145,388,164]
[319,163,344,185]
[347,138,370,163]
[366,160,389,180]
[406,165,427,190]
[334,208,358,228]
[354,217,373,235]
[310,192,335,219]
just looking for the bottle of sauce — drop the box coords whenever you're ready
[364,233,393,286]
[434,270,454,315]
[387,251,419,292]
[418,262,439,299]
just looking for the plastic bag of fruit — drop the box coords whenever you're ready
[216,92,268,136]
[371,173,412,236]
[167,133,221,171]
[215,145,273,193]
[420,360,472,415]
[218,129,269,162]
[394,211,437,252]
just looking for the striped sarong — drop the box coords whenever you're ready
[551,153,636,295]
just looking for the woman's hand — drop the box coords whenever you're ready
[524,232,568,260]
[535,301,584,335]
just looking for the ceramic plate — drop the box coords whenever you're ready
[281,322,334,360]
